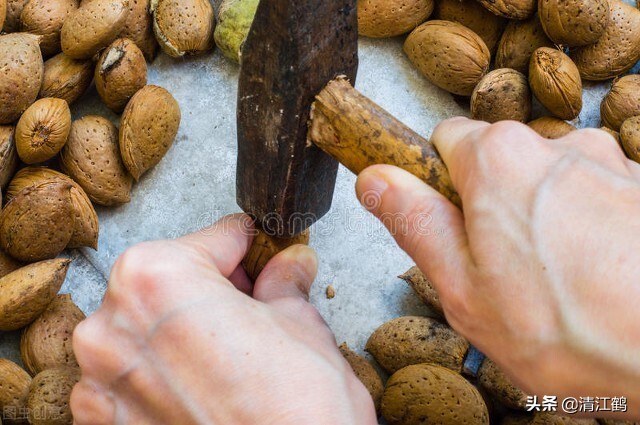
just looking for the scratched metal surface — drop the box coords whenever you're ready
[1,2,639,398]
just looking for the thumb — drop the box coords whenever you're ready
[252,244,318,304]
[356,164,471,298]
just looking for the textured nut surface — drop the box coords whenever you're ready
[27,367,80,425]
[0,359,31,423]
[570,0,640,81]
[529,47,582,120]
[620,115,640,163]
[0,126,19,189]
[119,85,181,180]
[339,343,384,413]
[404,20,490,96]
[0,33,44,125]
[4,0,28,32]
[528,117,577,138]
[538,0,609,47]
[434,0,507,53]
[601,75,640,131]
[399,266,444,317]
[16,98,71,164]
[496,15,553,75]
[0,182,74,262]
[0,249,22,279]
[358,0,434,38]
[39,53,94,105]
[151,0,215,57]
[60,115,133,206]
[366,316,469,374]
[214,0,259,62]
[20,0,78,57]
[61,0,130,60]
[0,259,70,331]
[471,68,532,123]
[477,0,536,19]
[7,167,99,249]
[21,294,85,376]
[119,0,158,61]
[95,38,148,113]
[382,364,489,425]
[477,358,528,409]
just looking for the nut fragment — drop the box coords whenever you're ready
[95,38,148,113]
[7,167,99,249]
[151,0,216,57]
[15,98,71,164]
[0,182,75,262]
[21,294,86,376]
[39,53,94,106]
[60,116,133,206]
[20,0,78,57]
[529,47,582,120]
[471,68,532,123]
[0,33,44,125]
[119,85,181,180]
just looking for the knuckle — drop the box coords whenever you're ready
[112,243,166,294]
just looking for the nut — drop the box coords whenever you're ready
[0,359,31,424]
[60,115,133,206]
[151,0,215,57]
[20,0,78,57]
[358,0,434,38]
[0,259,71,331]
[119,85,181,180]
[399,266,444,317]
[119,0,159,61]
[242,228,310,282]
[0,182,75,262]
[15,98,71,164]
[0,126,19,189]
[528,117,577,139]
[21,294,86,376]
[0,0,6,31]
[0,33,44,125]
[529,47,582,120]
[7,167,99,249]
[339,342,384,413]
[61,0,130,60]
[382,363,489,425]
[620,115,640,163]
[477,0,536,20]
[366,316,469,374]
[39,53,94,106]
[404,20,490,96]
[27,367,80,425]
[477,358,529,409]
[95,38,148,113]
[570,0,640,81]
[471,68,532,123]
[4,0,29,33]
[538,0,610,47]
[496,14,553,75]
[601,75,640,131]
[214,0,259,62]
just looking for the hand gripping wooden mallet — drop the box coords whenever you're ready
[236,0,460,281]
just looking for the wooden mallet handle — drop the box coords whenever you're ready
[309,76,461,208]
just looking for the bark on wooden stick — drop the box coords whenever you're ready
[309,77,461,208]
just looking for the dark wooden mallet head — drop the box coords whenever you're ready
[236,0,359,238]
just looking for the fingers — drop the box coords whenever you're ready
[252,245,318,303]
[176,213,255,278]
[71,380,115,425]
[356,164,471,300]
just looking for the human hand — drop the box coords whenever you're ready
[70,214,377,425]
[356,118,640,418]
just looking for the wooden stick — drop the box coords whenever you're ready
[242,228,311,282]
[308,77,461,208]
